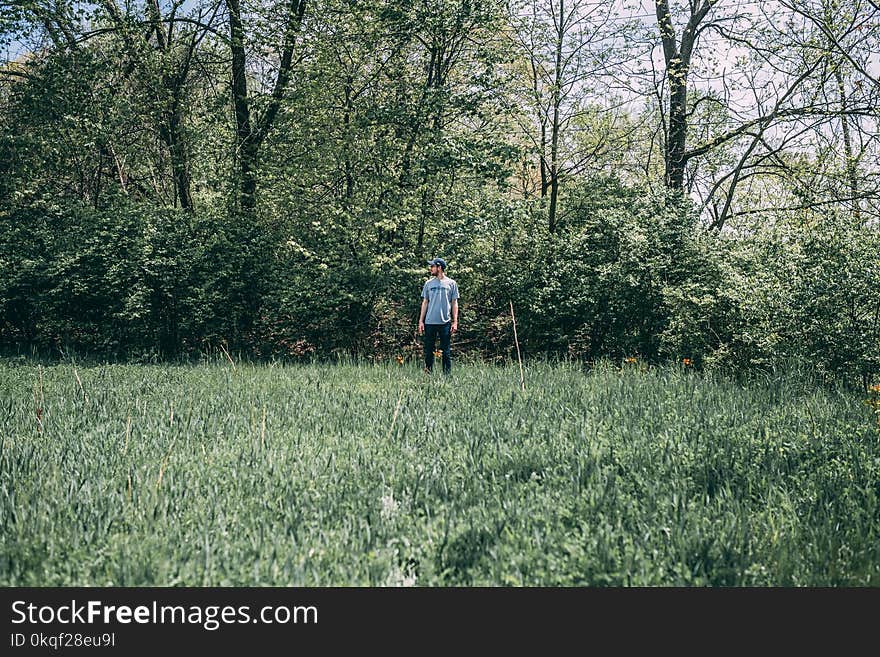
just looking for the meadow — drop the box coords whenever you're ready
[1,358,878,586]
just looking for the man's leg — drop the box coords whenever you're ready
[439,322,452,375]
[423,324,437,372]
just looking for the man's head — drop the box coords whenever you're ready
[427,257,447,273]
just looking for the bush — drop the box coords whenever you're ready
[660,211,880,386]
[0,201,266,358]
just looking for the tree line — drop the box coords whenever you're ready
[1,0,878,385]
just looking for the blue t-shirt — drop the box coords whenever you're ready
[421,277,459,325]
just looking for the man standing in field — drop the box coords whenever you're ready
[418,257,459,375]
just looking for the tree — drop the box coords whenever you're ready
[225,0,307,211]
[691,0,880,227]
[508,0,635,231]
[646,0,876,228]
[653,0,719,192]
[95,0,226,211]
[776,0,880,222]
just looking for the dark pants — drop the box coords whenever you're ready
[423,322,452,374]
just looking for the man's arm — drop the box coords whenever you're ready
[451,299,458,333]
[418,298,428,334]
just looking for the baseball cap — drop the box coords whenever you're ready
[427,257,447,269]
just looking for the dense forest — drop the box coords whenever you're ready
[1,0,878,384]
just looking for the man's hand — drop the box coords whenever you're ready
[418,321,425,335]
[451,321,458,334]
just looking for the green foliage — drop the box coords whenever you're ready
[660,211,880,386]
[461,183,701,362]
[0,201,271,358]
[2,360,878,585]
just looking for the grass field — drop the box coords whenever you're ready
[1,358,878,586]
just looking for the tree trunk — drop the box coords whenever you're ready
[548,0,563,232]
[227,0,257,211]
[157,99,195,212]
[835,67,860,221]
[655,0,717,194]
[666,71,688,191]
[226,0,306,212]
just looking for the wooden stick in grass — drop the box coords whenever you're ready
[219,342,236,370]
[510,300,525,392]
[72,364,88,403]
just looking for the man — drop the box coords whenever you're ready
[418,257,459,375]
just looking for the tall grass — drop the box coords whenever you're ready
[1,358,878,585]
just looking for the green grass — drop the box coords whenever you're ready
[1,358,878,585]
